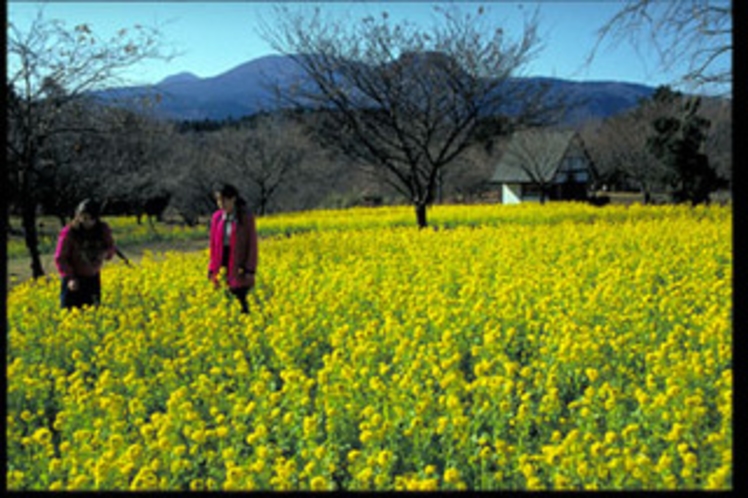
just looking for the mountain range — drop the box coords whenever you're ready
[93,54,660,124]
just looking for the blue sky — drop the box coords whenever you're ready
[8,1,731,94]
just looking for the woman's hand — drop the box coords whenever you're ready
[208,271,221,289]
[238,268,256,288]
[67,278,80,291]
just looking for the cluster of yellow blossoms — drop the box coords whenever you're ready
[7,202,731,490]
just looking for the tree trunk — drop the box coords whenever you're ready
[21,197,45,278]
[539,187,547,205]
[640,181,652,204]
[415,203,428,229]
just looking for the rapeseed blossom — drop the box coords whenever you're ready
[7,203,731,490]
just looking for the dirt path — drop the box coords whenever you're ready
[7,238,208,292]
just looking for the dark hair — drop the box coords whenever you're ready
[213,183,246,208]
[70,198,105,240]
[75,198,101,219]
[214,183,238,200]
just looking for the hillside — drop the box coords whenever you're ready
[91,53,659,123]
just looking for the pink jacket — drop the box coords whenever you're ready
[54,223,115,278]
[208,208,258,289]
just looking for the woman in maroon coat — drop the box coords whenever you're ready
[208,184,258,314]
[54,199,115,309]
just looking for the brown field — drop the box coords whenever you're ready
[6,238,208,292]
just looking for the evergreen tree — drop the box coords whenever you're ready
[647,95,718,205]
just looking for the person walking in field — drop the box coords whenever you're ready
[54,199,116,310]
[208,183,258,314]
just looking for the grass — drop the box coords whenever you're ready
[7,215,211,291]
[6,238,209,292]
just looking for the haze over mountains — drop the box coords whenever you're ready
[94,54,660,123]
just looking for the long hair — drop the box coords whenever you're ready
[69,198,106,244]
[213,183,248,223]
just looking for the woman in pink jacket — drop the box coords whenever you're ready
[54,199,115,309]
[208,184,258,314]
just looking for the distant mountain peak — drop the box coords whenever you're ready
[158,72,201,85]
[92,54,667,123]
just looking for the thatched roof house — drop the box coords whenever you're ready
[490,129,597,204]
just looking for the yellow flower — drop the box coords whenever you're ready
[604,431,617,445]
[310,476,328,490]
[480,446,492,460]
[706,465,731,490]
[436,416,449,435]
[622,423,639,439]
[48,458,63,473]
[444,467,461,484]
[377,450,393,467]
[32,427,52,445]
[667,423,686,441]
[360,430,374,444]
[585,368,599,383]
[553,473,570,489]
[70,474,89,489]
[419,478,439,490]
[357,467,373,483]
[348,450,361,463]
[682,452,698,468]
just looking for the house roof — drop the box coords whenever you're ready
[490,129,578,183]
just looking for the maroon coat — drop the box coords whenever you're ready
[54,223,115,277]
[208,208,258,289]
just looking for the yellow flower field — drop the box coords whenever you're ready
[7,202,732,490]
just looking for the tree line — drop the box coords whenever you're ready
[7,3,732,278]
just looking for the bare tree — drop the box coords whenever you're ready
[439,144,499,203]
[211,113,315,215]
[33,101,110,226]
[7,8,176,277]
[91,109,177,225]
[589,0,732,94]
[166,133,222,226]
[258,4,569,227]
[581,108,669,203]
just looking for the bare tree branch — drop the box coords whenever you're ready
[258,4,570,227]
[6,8,177,277]
[587,0,732,95]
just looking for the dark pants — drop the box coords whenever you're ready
[61,275,101,310]
[223,248,249,314]
[228,286,250,314]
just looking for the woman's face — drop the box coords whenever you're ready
[77,212,97,230]
[216,193,235,214]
